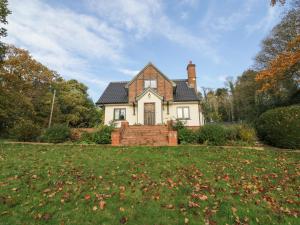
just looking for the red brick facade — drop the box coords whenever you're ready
[128,64,174,103]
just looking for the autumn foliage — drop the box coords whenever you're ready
[255,35,300,93]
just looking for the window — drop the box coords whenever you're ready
[177,107,190,119]
[144,79,157,89]
[114,108,126,120]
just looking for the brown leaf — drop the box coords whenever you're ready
[231,207,237,214]
[188,201,200,208]
[84,194,91,200]
[43,188,51,194]
[191,193,208,201]
[120,216,128,224]
[165,204,175,209]
[99,200,106,210]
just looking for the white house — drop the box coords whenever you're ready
[96,62,204,128]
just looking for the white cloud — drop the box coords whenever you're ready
[118,68,139,77]
[4,0,124,88]
[86,0,221,63]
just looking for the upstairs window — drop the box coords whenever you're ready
[177,107,190,119]
[114,108,126,120]
[144,79,157,89]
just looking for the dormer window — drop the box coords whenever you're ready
[144,79,157,89]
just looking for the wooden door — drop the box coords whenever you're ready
[144,103,155,125]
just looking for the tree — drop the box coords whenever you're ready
[54,79,102,127]
[255,35,300,106]
[0,0,11,60]
[0,45,101,136]
[255,3,300,70]
[0,46,59,133]
[271,0,285,6]
[234,70,260,122]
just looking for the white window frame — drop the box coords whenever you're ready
[114,108,126,121]
[144,79,157,89]
[177,107,190,120]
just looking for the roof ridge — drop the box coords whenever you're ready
[172,79,187,81]
[110,81,129,84]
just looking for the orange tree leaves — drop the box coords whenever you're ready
[255,35,300,93]
[271,0,286,6]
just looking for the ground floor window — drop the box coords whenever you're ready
[114,108,126,120]
[177,107,190,119]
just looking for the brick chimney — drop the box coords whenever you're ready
[187,61,196,91]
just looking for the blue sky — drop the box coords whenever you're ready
[4,0,288,101]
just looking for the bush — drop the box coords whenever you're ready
[92,125,114,144]
[40,124,71,143]
[79,131,94,144]
[178,128,198,144]
[198,124,227,145]
[10,119,41,141]
[225,124,256,144]
[225,125,240,141]
[238,124,256,143]
[79,125,114,144]
[256,105,300,149]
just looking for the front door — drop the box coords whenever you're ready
[144,103,155,125]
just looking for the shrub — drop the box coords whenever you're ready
[92,125,114,144]
[10,119,41,141]
[225,125,240,141]
[256,105,300,149]
[79,125,114,144]
[40,124,71,143]
[178,128,198,144]
[79,131,94,144]
[198,124,227,145]
[172,120,185,131]
[238,124,256,144]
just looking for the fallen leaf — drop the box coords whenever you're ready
[120,216,128,224]
[188,201,200,208]
[85,194,91,200]
[165,204,175,209]
[191,193,208,201]
[43,188,51,193]
[185,218,189,224]
[99,200,106,210]
[232,207,237,214]
[119,186,126,192]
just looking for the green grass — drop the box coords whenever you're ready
[0,143,299,225]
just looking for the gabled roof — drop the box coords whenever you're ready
[173,79,199,102]
[136,87,163,101]
[96,82,128,104]
[96,79,199,105]
[125,62,176,88]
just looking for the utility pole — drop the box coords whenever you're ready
[48,89,56,128]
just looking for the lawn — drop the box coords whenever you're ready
[0,143,299,225]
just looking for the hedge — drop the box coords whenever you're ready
[256,105,300,149]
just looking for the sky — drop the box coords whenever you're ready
[4,0,289,101]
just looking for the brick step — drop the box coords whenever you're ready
[126,127,168,131]
[122,136,168,141]
[124,130,169,136]
[121,140,169,146]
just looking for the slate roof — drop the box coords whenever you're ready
[96,79,199,105]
